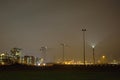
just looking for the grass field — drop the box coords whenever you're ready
[0,64,120,80]
[0,71,120,80]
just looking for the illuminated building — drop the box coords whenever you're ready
[23,56,35,65]
[0,52,11,65]
[10,48,22,63]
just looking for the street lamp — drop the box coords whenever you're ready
[82,29,86,65]
[40,46,47,63]
[60,43,65,63]
[92,45,95,64]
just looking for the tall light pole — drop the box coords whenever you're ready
[40,46,47,63]
[82,29,86,65]
[92,45,95,64]
[60,43,65,63]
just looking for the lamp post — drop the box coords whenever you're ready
[40,46,47,63]
[82,29,86,65]
[92,45,95,64]
[60,43,65,63]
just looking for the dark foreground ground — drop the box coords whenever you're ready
[0,64,120,80]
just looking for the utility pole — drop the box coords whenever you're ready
[82,29,86,65]
[40,46,47,63]
[60,43,65,63]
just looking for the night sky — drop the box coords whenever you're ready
[0,0,120,62]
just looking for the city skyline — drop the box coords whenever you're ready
[0,0,120,62]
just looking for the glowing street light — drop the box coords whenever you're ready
[92,45,95,48]
[92,45,95,64]
[82,29,86,65]
[102,56,105,59]
[101,55,107,64]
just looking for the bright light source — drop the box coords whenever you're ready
[1,53,5,56]
[102,56,105,59]
[43,63,46,66]
[1,62,5,65]
[38,63,40,66]
[92,45,95,48]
